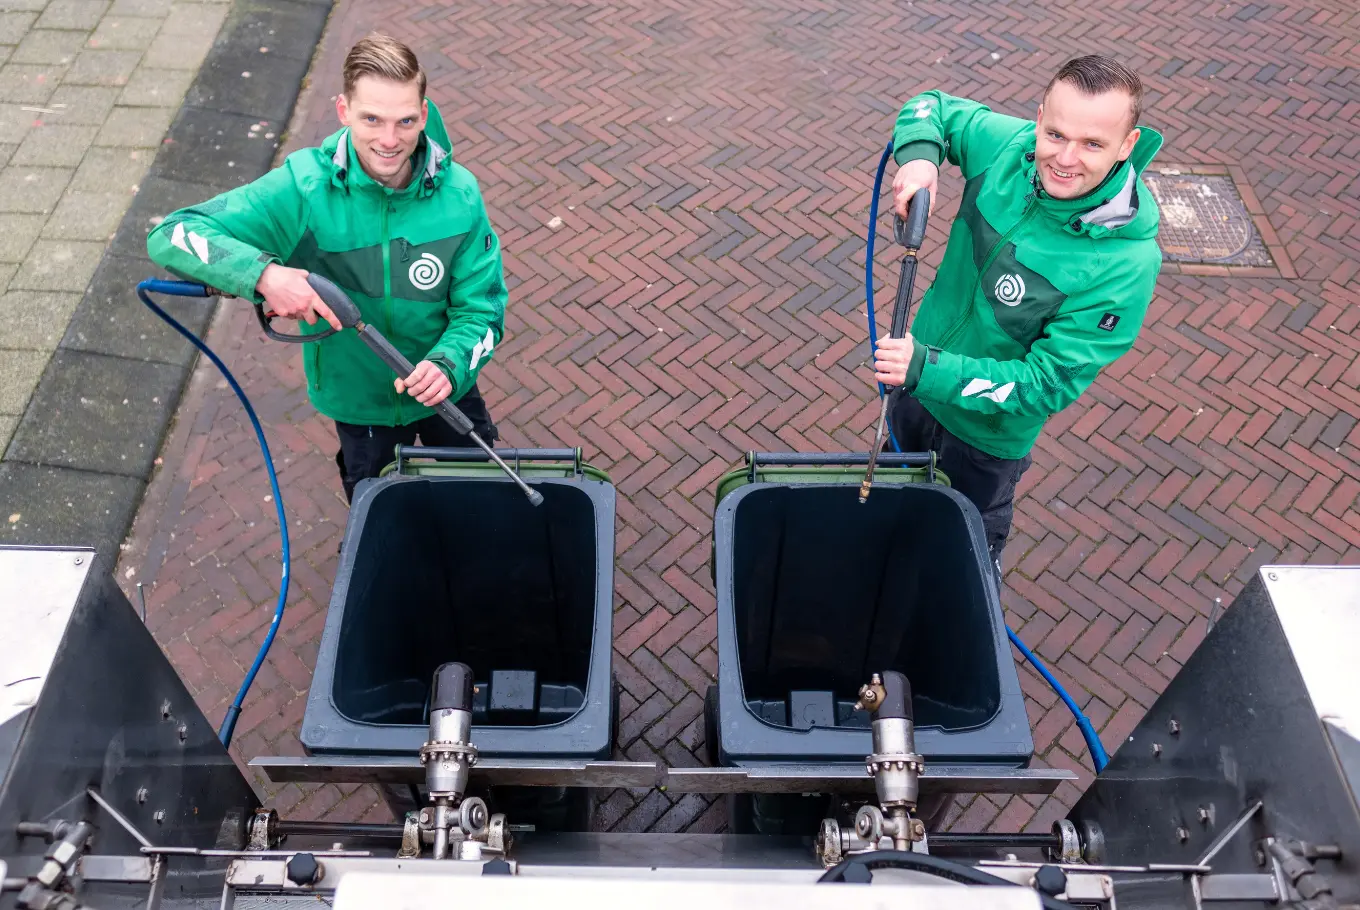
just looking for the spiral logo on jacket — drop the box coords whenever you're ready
[409,253,444,290]
[994,273,1026,307]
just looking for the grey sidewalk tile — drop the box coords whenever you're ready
[117,65,192,106]
[0,62,67,102]
[65,47,139,85]
[0,347,48,412]
[11,123,98,166]
[0,166,72,212]
[87,15,164,50]
[0,11,36,43]
[94,103,174,146]
[36,0,111,29]
[0,461,146,570]
[12,28,86,65]
[0,212,47,260]
[0,289,81,349]
[71,145,150,192]
[6,347,186,478]
[42,190,131,240]
[140,26,211,69]
[10,238,104,291]
[46,84,119,122]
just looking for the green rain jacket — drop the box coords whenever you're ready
[147,102,507,427]
[892,90,1163,459]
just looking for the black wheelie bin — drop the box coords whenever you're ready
[300,447,619,831]
[705,452,1033,835]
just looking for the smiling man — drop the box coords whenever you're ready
[147,34,506,503]
[873,56,1162,580]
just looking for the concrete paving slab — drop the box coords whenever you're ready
[0,289,80,349]
[0,212,47,261]
[10,122,98,167]
[107,173,218,258]
[0,460,145,569]
[0,165,71,213]
[152,106,279,190]
[6,346,186,477]
[0,347,49,413]
[10,238,104,290]
[62,251,216,366]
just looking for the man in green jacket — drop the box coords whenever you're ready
[873,56,1162,578]
[147,34,507,503]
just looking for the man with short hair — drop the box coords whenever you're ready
[148,34,506,503]
[873,55,1163,578]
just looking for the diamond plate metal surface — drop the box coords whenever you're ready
[1144,173,1274,266]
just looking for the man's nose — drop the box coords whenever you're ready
[378,125,400,148]
[1056,142,1081,167]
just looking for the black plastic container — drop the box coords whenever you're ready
[707,454,1033,830]
[301,450,617,767]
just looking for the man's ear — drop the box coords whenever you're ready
[336,92,351,128]
[420,97,429,128]
[1119,126,1140,162]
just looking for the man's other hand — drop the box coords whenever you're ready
[256,263,342,332]
[396,360,453,407]
[892,159,939,220]
[874,336,916,388]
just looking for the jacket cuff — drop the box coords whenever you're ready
[901,343,927,392]
[430,356,467,399]
[241,253,281,304]
[894,139,944,168]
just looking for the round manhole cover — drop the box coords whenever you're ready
[1143,173,1273,266]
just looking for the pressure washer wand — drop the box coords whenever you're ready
[303,274,544,507]
[860,187,930,504]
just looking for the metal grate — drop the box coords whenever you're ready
[1143,172,1274,267]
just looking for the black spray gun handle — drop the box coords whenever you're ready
[252,272,366,343]
[887,187,930,340]
[859,187,931,505]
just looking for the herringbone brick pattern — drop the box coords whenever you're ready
[119,0,1360,836]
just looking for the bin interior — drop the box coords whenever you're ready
[731,484,1001,732]
[332,480,597,729]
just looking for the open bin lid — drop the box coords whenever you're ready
[714,450,950,509]
[379,445,612,484]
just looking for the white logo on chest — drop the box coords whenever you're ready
[994,273,1025,306]
[409,253,444,291]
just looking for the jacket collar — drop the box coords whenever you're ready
[326,128,450,198]
[1021,125,1164,238]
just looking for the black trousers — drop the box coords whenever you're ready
[334,383,498,503]
[887,389,1032,576]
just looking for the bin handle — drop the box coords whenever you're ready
[394,446,584,476]
[745,451,936,484]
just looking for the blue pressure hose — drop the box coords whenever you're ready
[863,142,1109,774]
[136,279,289,748]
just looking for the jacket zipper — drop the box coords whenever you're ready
[941,191,1039,350]
[381,197,399,425]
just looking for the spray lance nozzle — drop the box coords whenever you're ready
[860,187,931,503]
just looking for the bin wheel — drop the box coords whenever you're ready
[703,685,719,767]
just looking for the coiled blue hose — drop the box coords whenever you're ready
[863,141,1109,774]
[136,279,289,748]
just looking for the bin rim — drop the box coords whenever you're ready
[708,479,1034,766]
[377,445,612,483]
[713,450,950,511]
[300,467,617,760]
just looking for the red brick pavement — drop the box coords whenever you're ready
[118,0,1360,836]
